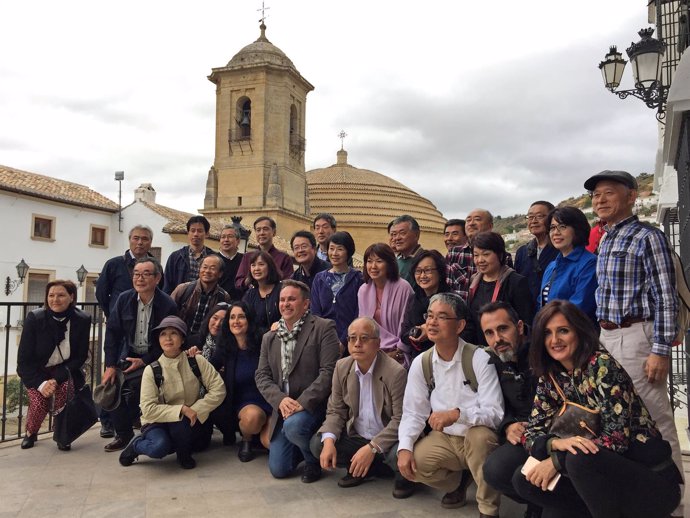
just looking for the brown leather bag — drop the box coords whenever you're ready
[548,373,601,439]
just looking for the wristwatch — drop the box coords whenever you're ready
[368,443,378,455]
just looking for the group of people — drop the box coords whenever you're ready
[15,169,686,518]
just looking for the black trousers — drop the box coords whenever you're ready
[513,448,681,518]
[110,373,142,439]
[483,441,530,503]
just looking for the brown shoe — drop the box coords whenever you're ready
[441,470,473,509]
[104,436,132,452]
[392,476,416,499]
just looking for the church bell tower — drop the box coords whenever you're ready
[203,22,314,234]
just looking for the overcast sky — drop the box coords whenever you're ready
[0,1,662,220]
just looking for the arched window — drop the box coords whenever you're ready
[236,97,251,139]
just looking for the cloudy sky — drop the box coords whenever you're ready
[0,1,662,219]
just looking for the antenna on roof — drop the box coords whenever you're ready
[338,130,348,151]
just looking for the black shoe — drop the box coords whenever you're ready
[301,463,321,483]
[119,436,139,467]
[441,469,473,509]
[56,442,71,451]
[104,435,132,452]
[238,440,255,462]
[177,452,196,469]
[338,473,365,488]
[392,476,416,499]
[21,434,37,449]
[100,422,115,439]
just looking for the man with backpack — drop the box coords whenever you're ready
[397,293,504,518]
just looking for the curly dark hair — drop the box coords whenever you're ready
[217,301,263,354]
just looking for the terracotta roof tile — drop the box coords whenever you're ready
[0,164,119,212]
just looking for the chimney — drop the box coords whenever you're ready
[134,183,156,204]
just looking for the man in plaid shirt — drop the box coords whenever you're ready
[585,170,684,516]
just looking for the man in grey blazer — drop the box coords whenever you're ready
[255,280,341,483]
[310,317,407,490]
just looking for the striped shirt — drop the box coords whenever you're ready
[596,216,678,356]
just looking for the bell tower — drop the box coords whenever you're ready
[203,22,314,234]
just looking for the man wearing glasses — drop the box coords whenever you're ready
[397,293,504,518]
[514,201,558,306]
[100,257,177,452]
[310,317,407,492]
[291,230,329,289]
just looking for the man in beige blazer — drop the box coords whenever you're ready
[310,317,408,491]
[255,280,341,483]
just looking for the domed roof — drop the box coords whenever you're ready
[307,149,446,232]
[226,23,295,70]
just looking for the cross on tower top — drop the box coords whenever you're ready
[258,1,270,24]
[338,130,347,150]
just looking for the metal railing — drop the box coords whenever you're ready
[0,302,104,442]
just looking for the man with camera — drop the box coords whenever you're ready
[101,257,177,452]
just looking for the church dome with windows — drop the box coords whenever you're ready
[307,149,446,248]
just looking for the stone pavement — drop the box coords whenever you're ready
[1,428,688,518]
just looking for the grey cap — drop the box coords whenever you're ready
[151,315,188,340]
[93,369,124,412]
[584,170,638,191]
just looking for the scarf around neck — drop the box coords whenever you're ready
[276,311,309,384]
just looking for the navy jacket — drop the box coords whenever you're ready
[310,268,364,345]
[292,257,330,289]
[17,308,92,389]
[163,245,215,294]
[514,239,558,306]
[104,287,177,367]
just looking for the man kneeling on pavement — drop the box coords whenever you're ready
[310,317,408,490]
[479,302,541,518]
[397,292,504,518]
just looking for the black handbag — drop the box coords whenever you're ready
[548,373,601,439]
[52,369,98,446]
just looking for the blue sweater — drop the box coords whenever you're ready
[539,246,598,322]
[310,268,364,345]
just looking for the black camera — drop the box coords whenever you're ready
[409,327,422,339]
[117,359,132,371]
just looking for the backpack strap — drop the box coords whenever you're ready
[461,343,479,393]
[421,348,435,397]
[187,355,207,396]
[150,361,164,388]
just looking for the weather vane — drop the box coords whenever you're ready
[338,130,347,150]
[258,1,270,24]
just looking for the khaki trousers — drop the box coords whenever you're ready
[413,426,500,516]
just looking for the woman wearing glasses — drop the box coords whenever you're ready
[538,207,597,324]
[358,243,413,367]
[400,250,451,358]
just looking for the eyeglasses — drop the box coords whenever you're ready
[292,244,312,252]
[549,224,568,233]
[526,214,547,221]
[424,312,459,322]
[414,267,437,276]
[347,335,377,344]
[133,272,156,279]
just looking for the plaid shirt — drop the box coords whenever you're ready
[446,244,475,302]
[187,247,210,283]
[596,216,678,356]
[446,244,513,302]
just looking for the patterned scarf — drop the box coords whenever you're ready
[276,311,309,384]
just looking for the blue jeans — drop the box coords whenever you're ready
[268,410,323,478]
[134,418,212,459]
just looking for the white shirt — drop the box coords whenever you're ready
[40,320,71,391]
[397,338,504,452]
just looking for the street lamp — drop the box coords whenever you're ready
[599,28,668,122]
[5,259,29,296]
[231,216,251,253]
[76,265,88,287]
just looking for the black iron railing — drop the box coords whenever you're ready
[0,303,104,442]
